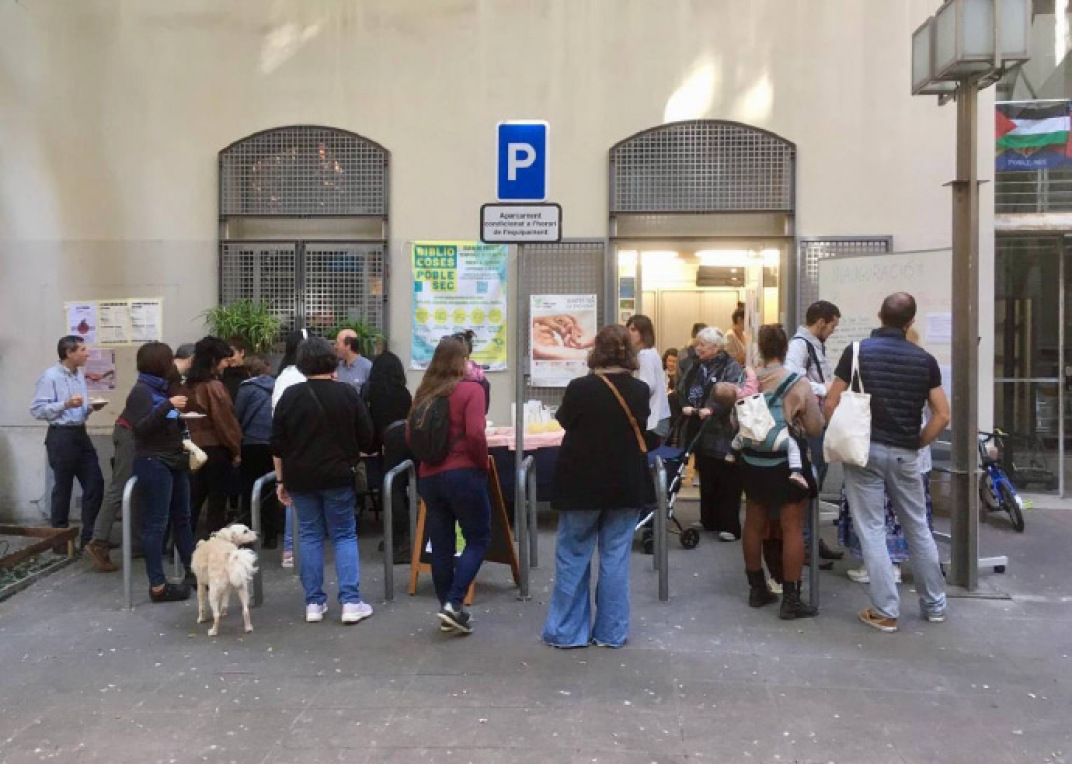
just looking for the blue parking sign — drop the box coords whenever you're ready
[497,121,549,202]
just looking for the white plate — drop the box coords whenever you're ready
[180,412,207,419]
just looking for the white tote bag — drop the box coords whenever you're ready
[823,342,871,467]
[735,394,775,442]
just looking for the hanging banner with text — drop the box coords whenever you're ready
[480,203,561,243]
[411,242,509,371]
[529,294,597,387]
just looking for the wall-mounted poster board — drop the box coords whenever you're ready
[818,249,952,396]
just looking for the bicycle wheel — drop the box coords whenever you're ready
[998,481,1025,533]
[979,474,999,511]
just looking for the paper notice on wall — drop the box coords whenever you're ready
[130,299,163,342]
[86,349,117,393]
[65,302,99,346]
[925,312,952,345]
[530,294,598,387]
[98,301,133,345]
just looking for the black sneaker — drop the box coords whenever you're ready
[182,571,198,590]
[436,603,472,634]
[150,583,191,603]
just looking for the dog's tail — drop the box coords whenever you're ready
[226,547,258,589]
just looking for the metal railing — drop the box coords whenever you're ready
[808,498,820,609]
[381,460,417,601]
[650,457,669,602]
[516,457,535,600]
[995,168,1072,213]
[121,477,138,610]
[249,472,277,607]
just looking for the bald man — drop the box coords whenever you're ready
[335,329,373,393]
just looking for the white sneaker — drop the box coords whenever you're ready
[281,551,294,569]
[768,579,783,595]
[846,564,902,585]
[341,602,373,625]
[718,531,736,542]
[306,603,328,623]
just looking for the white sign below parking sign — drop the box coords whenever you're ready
[480,203,562,243]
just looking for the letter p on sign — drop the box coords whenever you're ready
[497,121,548,201]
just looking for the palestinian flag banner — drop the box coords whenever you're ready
[996,101,1072,172]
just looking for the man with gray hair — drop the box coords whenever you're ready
[824,292,950,633]
[30,335,106,552]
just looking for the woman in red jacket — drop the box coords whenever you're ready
[409,337,490,635]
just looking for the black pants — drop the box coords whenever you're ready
[190,445,232,540]
[240,443,279,540]
[694,453,743,538]
[45,426,104,544]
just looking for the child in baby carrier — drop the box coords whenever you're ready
[714,381,807,491]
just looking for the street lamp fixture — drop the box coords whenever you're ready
[910,0,1030,591]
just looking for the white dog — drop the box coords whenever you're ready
[191,524,258,637]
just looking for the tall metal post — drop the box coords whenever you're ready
[948,78,981,590]
[514,245,528,587]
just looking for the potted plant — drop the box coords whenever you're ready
[330,320,385,358]
[202,300,283,353]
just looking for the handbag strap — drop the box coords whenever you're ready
[850,342,866,394]
[595,373,648,454]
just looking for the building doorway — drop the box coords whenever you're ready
[608,120,796,357]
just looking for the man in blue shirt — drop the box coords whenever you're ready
[30,336,105,550]
[335,329,373,393]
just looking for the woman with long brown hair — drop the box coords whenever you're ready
[407,337,490,635]
[542,325,650,648]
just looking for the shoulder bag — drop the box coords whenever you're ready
[823,342,871,467]
[596,374,648,454]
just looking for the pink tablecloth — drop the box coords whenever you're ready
[485,427,564,451]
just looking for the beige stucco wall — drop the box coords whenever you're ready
[0,0,994,522]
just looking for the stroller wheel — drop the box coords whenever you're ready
[680,527,701,550]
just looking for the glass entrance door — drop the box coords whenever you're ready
[994,235,1066,496]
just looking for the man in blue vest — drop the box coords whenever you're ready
[824,293,950,633]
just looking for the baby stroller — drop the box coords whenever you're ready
[635,419,708,553]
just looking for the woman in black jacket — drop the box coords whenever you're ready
[272,337,376,625]
[542,325,650,649]
[362,348,414,558]
[128,342,196,602]
[676,326,746,540]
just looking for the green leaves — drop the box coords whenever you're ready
[202,300,283,354]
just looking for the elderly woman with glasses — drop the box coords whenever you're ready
[675,326,748,541]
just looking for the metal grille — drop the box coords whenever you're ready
[302,242,386,332]
[996,168,1072,213]
[219,127,388,216]
[797,237,892,319]
[519,240,608,407]
[610,121,795,213]
[219,241,300,333]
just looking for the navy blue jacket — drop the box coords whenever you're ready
[234,375,275,446]
[834,327,941,451]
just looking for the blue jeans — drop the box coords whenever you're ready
[290,486,361,606]
[844,443,947,620]
[542,509,636,648]
[134,457,195,588]
[417,469,491,608]
[45,426,104,544]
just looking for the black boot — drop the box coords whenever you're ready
[819,538,844,561]
[762,540,783,585]
[779,580,818,620]
[747,569,778,608]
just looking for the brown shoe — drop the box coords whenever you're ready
[85,540,118,572]
[859,608,898,633]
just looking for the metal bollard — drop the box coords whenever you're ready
[808,498,820,609]
[527,466,539,570]
[122,476,138,610]
[381,459,416,601]
[652,457,669,602]
[517,456,533,600]
[173,546,182,579]
[250,471,276,608]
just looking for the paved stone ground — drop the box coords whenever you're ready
[0,498,1069,764]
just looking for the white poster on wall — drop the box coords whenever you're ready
[130,298,163,343]
[530,294,597,387]
[65,302,98,346]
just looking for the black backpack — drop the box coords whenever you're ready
[407,395,453,464]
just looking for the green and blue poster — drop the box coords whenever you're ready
[411,241,508,370]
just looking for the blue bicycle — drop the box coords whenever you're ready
[978,430,1026,533]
